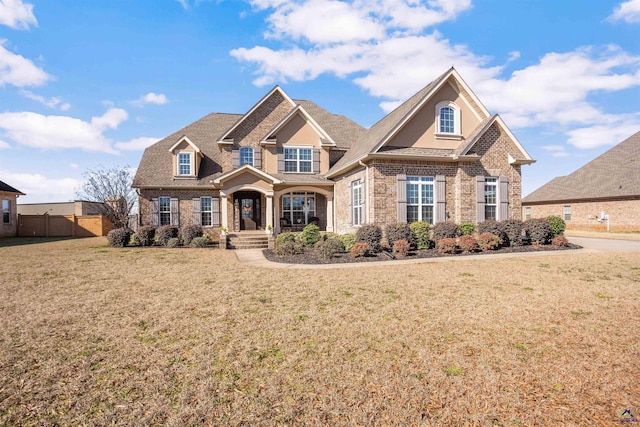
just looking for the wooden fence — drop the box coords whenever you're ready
[18,214,113,237]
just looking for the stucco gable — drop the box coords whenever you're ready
[260,105,336,147]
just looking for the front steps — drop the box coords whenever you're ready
[226,232,271,249]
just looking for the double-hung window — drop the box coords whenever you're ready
[524,206,532,220]
[284,147,312,173]
[484,178,498,220]
[239,147,254,166]
[563,206,571,221]
[439,106,455,133]
[201,197,212,227]
[159,196,171,225]
[2,200,9,224]
[352,180,363,226]
[178,152,193,176]
[406,176,434,224]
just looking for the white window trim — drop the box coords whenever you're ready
[484,177,498,221]
[284,147,313,173]
[159,196,172,225]
[176,150,195,176]
[563,205,571,221]
[406,176,435,224]
[281,192,316,225]
[201,196,213,227]
[435,101,462,140]
[239,147,254,167]
[352,180,363,226]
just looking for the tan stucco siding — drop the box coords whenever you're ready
[223,173,273,192]
[386,82,482,150]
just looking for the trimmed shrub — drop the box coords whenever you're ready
[166,237,180,248]
[410,221,432,250]
[432,221,461,243]
[502,219,526,246]
[181,224,203,246]
[315,237,344,260]
[392,239,411,258]
[437,237,460,254]
[136,225,155,246]
[300,224,321,247]
[275,232,298,245]
[190,236,209,248]
[275,239,304,256]
[156,225,179,246]
[552,235,569,247]
[458,235,480,253]
[355,224,382,253]
[129,233,141,246]
[525,218,553,245]
[107,227,132,247]
[385,223,415,248]
[546,215,566,237]
[339,233,356,252]
[477,233,500,251]
[350,242,370,258]
[477,220,507,245]
[459,222,476,236]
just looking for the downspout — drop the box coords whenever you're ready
[359,160,369,224]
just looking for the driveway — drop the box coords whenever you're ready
[568,236,640,253]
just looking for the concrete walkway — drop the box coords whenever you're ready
[234,236,640,269]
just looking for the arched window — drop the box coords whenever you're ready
[239,147,254,166]
[435,101,461,137]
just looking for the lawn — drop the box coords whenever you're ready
[1,237,638,426]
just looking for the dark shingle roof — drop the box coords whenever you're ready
[523,130,640,203]
[0,180,24,195]
[293,100,366,149]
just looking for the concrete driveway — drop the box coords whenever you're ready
[568,236,640,253]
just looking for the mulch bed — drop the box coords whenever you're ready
[263,243,582,265]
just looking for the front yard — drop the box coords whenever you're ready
[1,237,638,425]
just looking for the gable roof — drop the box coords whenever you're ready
[261,104,337,147]
[327,67,494,177]
[523,130,640,203]
[293,100,366,150]
[0,180,25,195]
[169,136,202,154]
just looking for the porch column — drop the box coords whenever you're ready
[274,191,281,234]
[220,191,228,230]
[326,194,334,232]
[265,193,274,233]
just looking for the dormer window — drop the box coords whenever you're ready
[239,147,254,166]
[177,151,194,176]
[435,101,461,139]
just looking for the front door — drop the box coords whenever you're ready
[235,192,261,230]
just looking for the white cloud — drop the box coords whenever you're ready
[0,108,130,153]
[0,0,37,30]
[566,119,640,149]
[0,40,50,87]
[0,139,10,149]
[115,137,159,151]
[541,145,570,158]
[19,89,71,111]
[70,163,79,169]
[0,170,81,203]
[608,0,640,23]
[131,92,169,107]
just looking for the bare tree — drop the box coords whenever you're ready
[76,165,136,229]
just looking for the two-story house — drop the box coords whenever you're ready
[133,68,534,237]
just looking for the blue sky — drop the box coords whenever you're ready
[1,0,639,203]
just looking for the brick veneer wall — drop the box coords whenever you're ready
[335,167,367,234]
[139,189,220,228]
[523,198,640,232]
[0,193,18,238]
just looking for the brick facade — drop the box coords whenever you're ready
[0,192,19,238]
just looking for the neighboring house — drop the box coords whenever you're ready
[133,67,534,235]
[0,180,25,238]
[17,200,107,216]
[523,130,640,231]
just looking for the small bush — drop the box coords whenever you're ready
[410,221,432,250]
[275,232,298,245]
[459,222,476,236]
[300,224,321,247]
[350,242,370,258]
[477,220,507,245]
[190,236,209,248]
[477,232,500,251]
[156,225,179,246]
[181,224,203,246]
[355,224,382,253]
[502,219,526,246]
[552,235,569,247]
[432,221,461,243]
[546,215,566,237]
[385,223,415,248]
[166,237,180,248]
[525,218,553,245]
[275,240,304,256]
[339,233,356,252]
[129,233,140,246]
[392,239,411,258]
[437,237,460,254]
[107,227,132,247]
[136,225,155,246]
[315,237,344,260]
[458,235,480,253]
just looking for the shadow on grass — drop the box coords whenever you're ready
[0,236,77,248]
